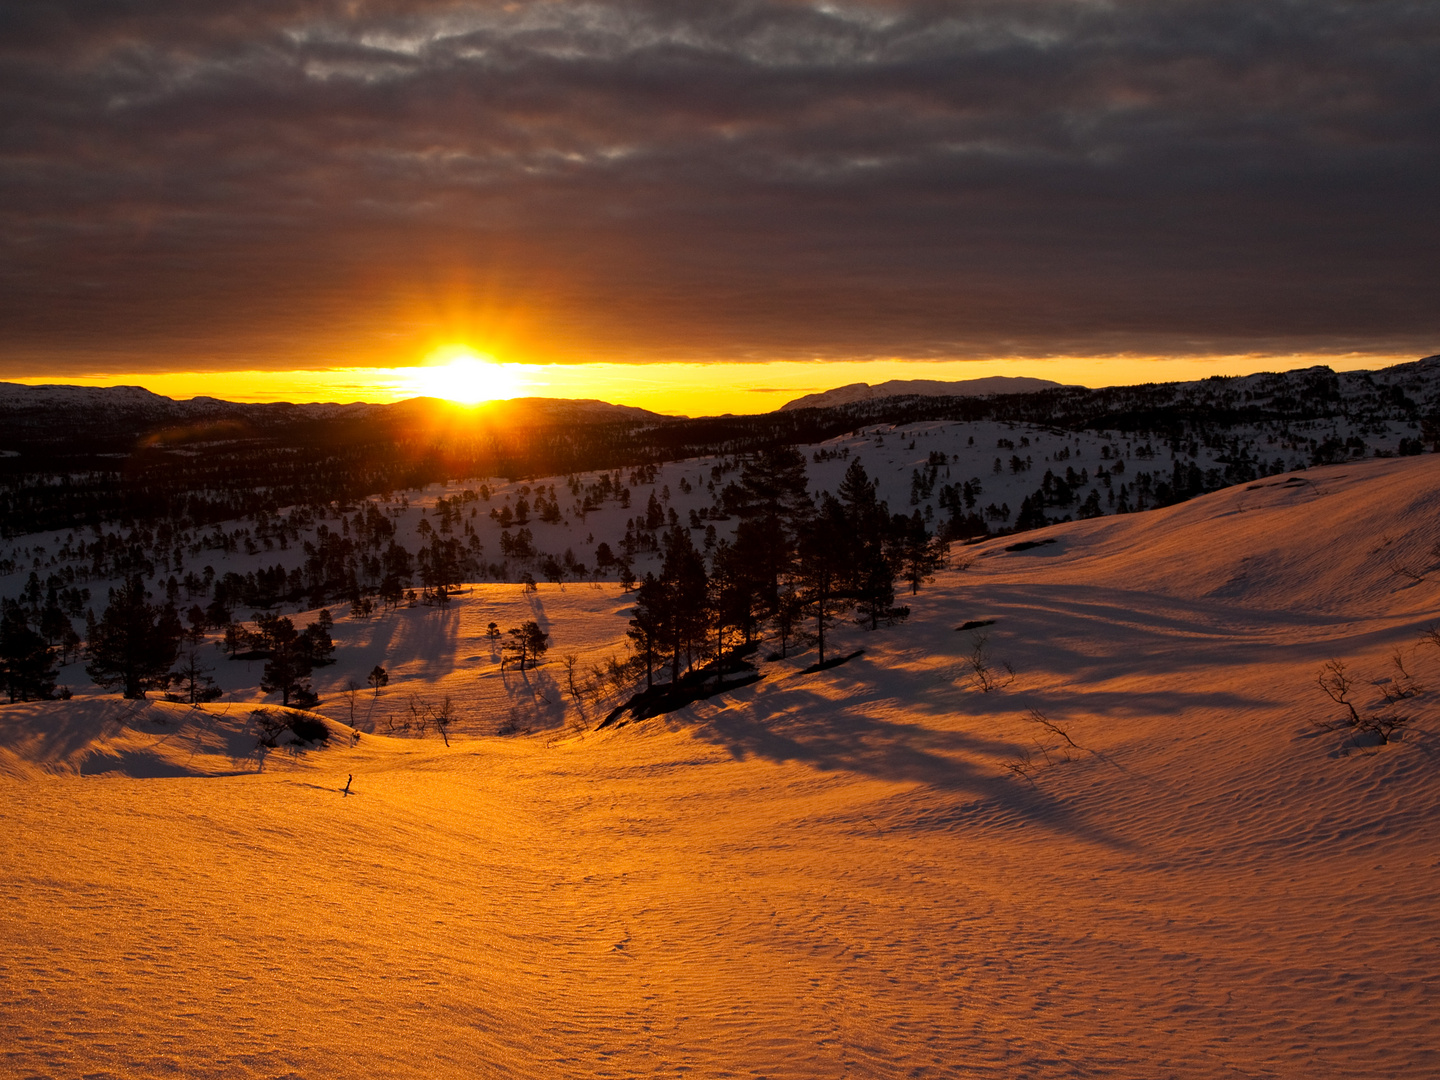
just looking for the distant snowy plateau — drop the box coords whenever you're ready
[779,374,1066,410]
[2,361,1440,1078]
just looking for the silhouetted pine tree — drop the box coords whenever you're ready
[658,526,709,684]
[167,645,222,704]
[837,460,897,630]
[795,495,853,665]
[255,616,317,707]
[898,510,946,597]
[627,573,666,690]
[725,446,814,614]
[85,577,182,699]
[0,601,58,702]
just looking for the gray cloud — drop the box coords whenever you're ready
[1,0,1437,370]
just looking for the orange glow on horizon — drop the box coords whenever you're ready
[411,346,528,405]
[2,352,1418,417]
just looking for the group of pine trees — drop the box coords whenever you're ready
[626,450,947,690]
[2,449,947,707]
[0,574,339,707]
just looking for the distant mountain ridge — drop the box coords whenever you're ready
[0,383,660,432]
[780,376,1065,411]
[3,357,1440,538]
[0,383,378,425]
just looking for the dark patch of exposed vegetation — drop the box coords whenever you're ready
[1005,538,1057,552]
[799,649,865,674]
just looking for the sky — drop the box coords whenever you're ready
[2,1,1437,412]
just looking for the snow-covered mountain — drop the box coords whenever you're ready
[780,375,1064,411]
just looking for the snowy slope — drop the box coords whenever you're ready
[2,454,1439,1077]
[0,416,1358,629]
[779,375,1064,410]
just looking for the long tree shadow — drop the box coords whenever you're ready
[352,610,402,656]
[389,604,463,679]
[688,675,1134,850]
[903,582,1410,700]
[1,698,141,772]
[524,591,552,634]
[498,663,568,732]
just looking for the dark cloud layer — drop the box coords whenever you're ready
[2,0,1437,370]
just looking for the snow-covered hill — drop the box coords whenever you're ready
[780,374,1064,410]
[2,453,1439,1077]
[2,401,1429,653]
[0,381,379,422]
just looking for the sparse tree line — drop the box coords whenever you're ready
[9,372,1438,626]
[622,450,947,700]
[0,574,341,707]
[6,361,1434,551]
[0,451,945,708]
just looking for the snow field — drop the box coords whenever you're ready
[0,414,1349,623]
[2,454,1440,1077]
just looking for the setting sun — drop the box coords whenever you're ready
[413,347,526,405]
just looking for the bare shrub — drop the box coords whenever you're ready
[1003,708,1091,778]
[249,707,328,749]
[1317,659,1361,726]
[1388,541,1440,583]
[1024,707,1085,754]
[251,707,290,748]
[965,632,1015,693]
[342,678,363,729]
[1381,648,1423,703]
[1356,711,1412,745]
[561,653,586,711]
[432,695,455,746]
[407,694,429,735]
[496,702,529,736]
[1003,749,1035,783]
[1315,658,1413,746]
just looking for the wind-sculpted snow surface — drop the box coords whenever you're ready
[0,699,352,780]
[3,456,1440,1077]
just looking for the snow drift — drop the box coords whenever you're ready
[2,454,1439,1079]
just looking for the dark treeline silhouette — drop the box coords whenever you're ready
[5,360,1438,538]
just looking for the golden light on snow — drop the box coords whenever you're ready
[5,440,1440,1075]
[412,346,526,405]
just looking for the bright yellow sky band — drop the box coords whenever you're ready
[4,352,1411,417]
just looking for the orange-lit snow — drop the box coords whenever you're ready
[3,455,1439,1077]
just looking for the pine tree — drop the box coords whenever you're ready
[368,664,389,698]
[0,602,58,702]
[256,616,317,707]
[627,573,666,690]
[167,645,222,704]
[504,620,550,670]
[838,461,897,629]
[771,584,804,659]
[659,526,709,684]
[39,582,69,646]
[898,511,946,596]
[709,538,761,651]
[726,446,814,612]
[795,495,853,665]
[85,577,182,699]
[298,610,336,667]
